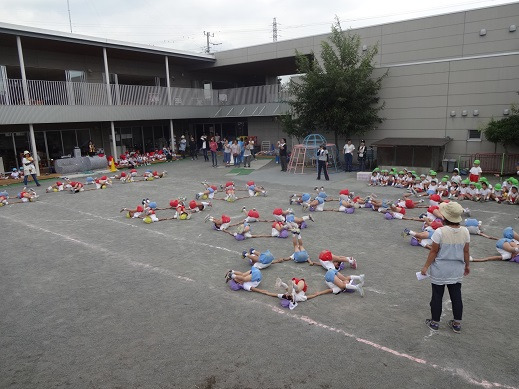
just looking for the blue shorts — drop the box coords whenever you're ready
[293,250,309,263]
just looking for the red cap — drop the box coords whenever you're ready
[272,221,283,228]
[292,278,308,292]
[210,185,217,191]
[430,194,441,202]
[121,172,127,177]
[319,250,332,261]
[222,215,231,223]
[225,181,234,188]
[273,208,283,215]
[170,199,179,208]
[189,200,197,209]
[246,180,254,186]
[136,205,144,212]
[404,199,414,209]
[430,221,443,229]
[248,210,260,218]
[339,189,350,195]
[153,171,158,176]
[428,205,439,213]
[131,169,137,173]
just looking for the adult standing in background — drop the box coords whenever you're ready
[214,134,221,151]
[179,135,187,159]
[189,135,198,160]
[243,140,252,168]
[22,150,40,187]
[357,140,367,172]
[250,139,256,160]
[343,139,355,172]
[279,138,288,172]
[200,134,209,162]
[88,140,96,157]
[316,144,329,181]
[238,138,244,166]
[209,136,218,167]
[223,138,231,167]
[231,139,240,167]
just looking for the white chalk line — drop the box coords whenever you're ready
[1,213,517,389]
[0,214,195,283]
[36,200,240,255]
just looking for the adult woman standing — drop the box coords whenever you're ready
[343,139,355,172]
[243,141,252,168]
[421,202,470,333]
[357,140,367,171]
[179,135,187,159]
[209,137,218,167]
[189,135,198,160]
[88,140,96,157]
[316,144,329,181]
[223,138,231,167]
[231,139,240,167]
[22,150,41,187]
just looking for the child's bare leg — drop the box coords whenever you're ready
[478,232,499,240]
[471,255,503,262]
[250,287,278,297]
[306,289,333,299]
[271,257,291,264]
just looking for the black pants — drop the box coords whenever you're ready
[280,155,287,171]
[430,283,463,322]
[317,160,329,180]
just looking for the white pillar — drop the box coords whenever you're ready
[169,119,175,152]
[110,121,117,161]
[28,124,40,176]
[103,47,113,105]
[165,56,172,105]
[16,36,29,105]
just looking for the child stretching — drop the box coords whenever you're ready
[241,248,275,269]
[463,218,498,240]
[205,214,231,231]
[251,277,333,306]
[272,233,312,264]
[324,268,365,296]
[313,250,357,271]
[471,227,519,262]
[225,267,262,291]
[402,221,444,249]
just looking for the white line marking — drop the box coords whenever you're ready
[1,213,516,389]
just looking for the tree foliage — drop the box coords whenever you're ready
[281,18,387,146]
[483,105,519,152]
[277,113,311,144]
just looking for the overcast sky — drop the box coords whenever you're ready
[2,0,515,53]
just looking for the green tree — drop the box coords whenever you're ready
[483,105,519,152]
[277,112,311,144]
[282,18,387,147]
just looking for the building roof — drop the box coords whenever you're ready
[0,22,215,62]
[371,137,452,147]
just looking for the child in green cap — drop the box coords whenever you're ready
[469,160,482,182]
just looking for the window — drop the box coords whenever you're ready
[467,130,481,141]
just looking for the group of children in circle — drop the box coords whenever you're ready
[368,160,518,205]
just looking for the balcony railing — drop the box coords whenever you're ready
[0,79,289,107]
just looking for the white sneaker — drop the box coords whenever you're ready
[358,274,365,286]
[356,285,365,297]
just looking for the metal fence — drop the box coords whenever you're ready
[0,79,286,107]
[458,153,519,175]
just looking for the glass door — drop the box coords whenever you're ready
[0,65,9,105]
[65,70,85,105]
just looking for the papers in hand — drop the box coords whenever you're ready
[416,271,430,281]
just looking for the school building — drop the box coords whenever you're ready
[1,2,518,174]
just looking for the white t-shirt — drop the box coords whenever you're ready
[22,157,36,175]
[469,166,482,175]
[343,144,355,154]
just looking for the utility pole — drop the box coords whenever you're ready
[203,31,221,53]
[67,0,73,33]
[272,17,278,42]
